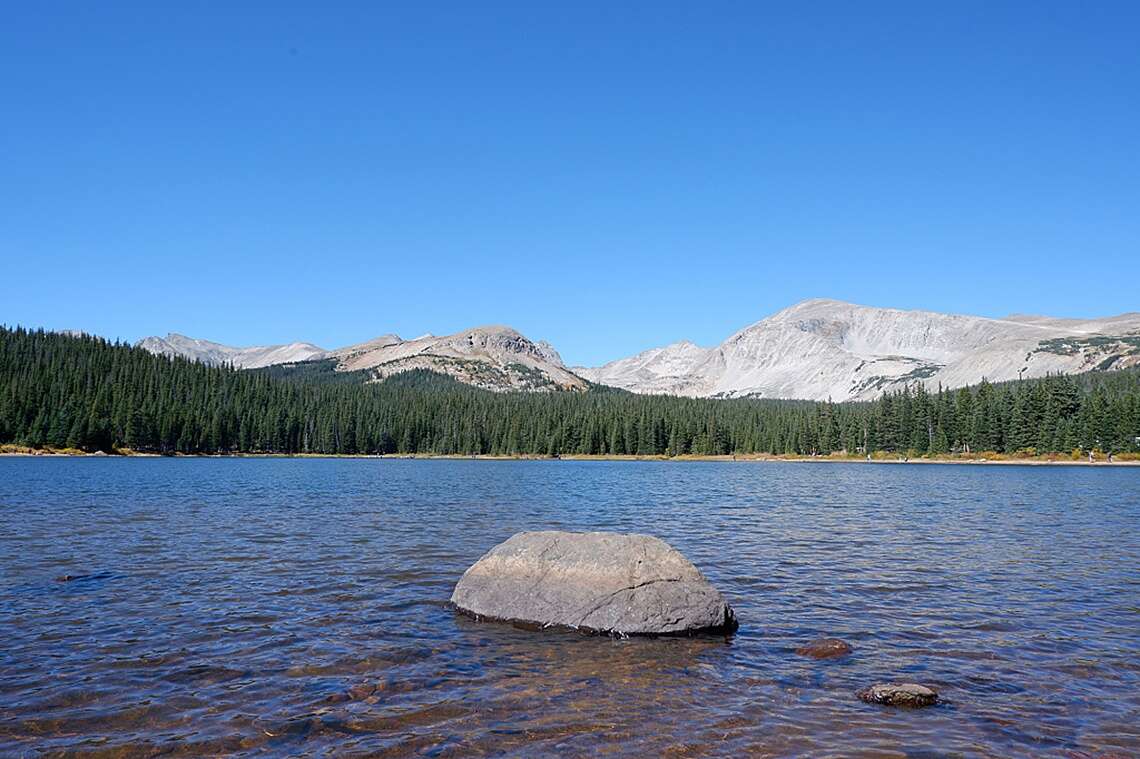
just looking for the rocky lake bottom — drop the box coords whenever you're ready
[1,458,1137,757]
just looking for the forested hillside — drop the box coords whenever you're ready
[2,327,1137,457]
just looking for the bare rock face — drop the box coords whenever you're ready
[450,531,737,635]
[136,334,326,369]
[332,326,588,392]
[856,683,939,707]
[576,299,1140,402]
[795,638,853,659]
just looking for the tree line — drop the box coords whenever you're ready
[1,326,1137,457]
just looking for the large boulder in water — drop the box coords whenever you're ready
[450,531,737,635]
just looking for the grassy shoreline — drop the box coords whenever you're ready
[2,444,1137,466]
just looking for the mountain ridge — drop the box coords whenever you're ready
[137,333,327,369]
[137,326,586,393]
[135,299,1140,401]
[574,299,1140,401]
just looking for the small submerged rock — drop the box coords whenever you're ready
[55,573,95,583]
[53,571,110,584]
[795,638,853,659]
[450,530,737,636]
[856,682,939,707]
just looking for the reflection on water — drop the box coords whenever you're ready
[0,458,1137,757]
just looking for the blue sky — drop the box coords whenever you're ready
[3,2,1138,366]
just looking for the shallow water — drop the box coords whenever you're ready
[1,458,1137,757]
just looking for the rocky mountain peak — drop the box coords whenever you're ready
[580,301,1140,401]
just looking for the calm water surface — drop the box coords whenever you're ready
[1,459,1138,757]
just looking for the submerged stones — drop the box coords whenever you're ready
[795,638,853,659]
[856,682,940,708]
[451,532,947,711]
[450,530,737,635]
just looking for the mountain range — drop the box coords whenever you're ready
[136,334,325,370]
[136,299,1140,401]
[574,299,1140,401]
[138,326,586,392]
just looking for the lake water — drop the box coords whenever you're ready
[1,458,1137,757]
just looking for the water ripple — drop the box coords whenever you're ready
[0,458,1137,757]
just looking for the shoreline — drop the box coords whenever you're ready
[2,447,1137,466]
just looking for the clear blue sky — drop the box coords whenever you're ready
[3,2,1138,366]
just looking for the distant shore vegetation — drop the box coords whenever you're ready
[2,327,1138,458]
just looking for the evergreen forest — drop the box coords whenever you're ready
[2,326,1138,457]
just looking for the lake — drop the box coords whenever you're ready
[1,458,1137,757]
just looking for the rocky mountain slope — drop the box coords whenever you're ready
[136,334,326,369]
[137,301,1140,400]
[137,326,586,392]
[327,326,586,392]
[574,299,1140,401]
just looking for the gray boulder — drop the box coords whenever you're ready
[856,683,939,707]
[450,531,737,635]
